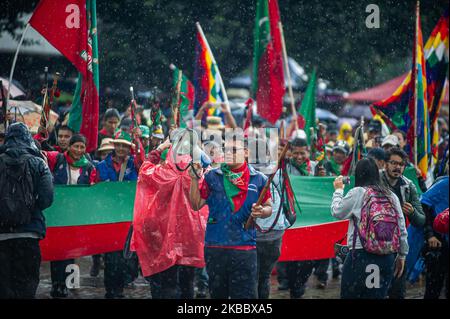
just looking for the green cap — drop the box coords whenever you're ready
[139,125,150,138]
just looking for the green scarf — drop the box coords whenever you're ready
[220,163,249,212]
[72,155,90,168]
[328,157,341,176]
[290,158,310,176]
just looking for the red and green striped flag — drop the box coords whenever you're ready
[30,0,100,152]
[252,0,285,124]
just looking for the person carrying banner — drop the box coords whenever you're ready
[45,134,97,298]
[96,129,144,299]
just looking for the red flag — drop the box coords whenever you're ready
[30,0,99,152]
[30,0,88,77]
[253,0,285,124]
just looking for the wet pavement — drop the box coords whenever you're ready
[35,257,427,299]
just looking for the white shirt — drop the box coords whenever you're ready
[331,187,409,257]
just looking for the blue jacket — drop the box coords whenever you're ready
[0,123,54,238]
[203,165,268,247]
[96,153,138,182]
[52,153,94,185]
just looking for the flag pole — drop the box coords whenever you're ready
[278,22,298,131]
[413,1,419,167]
[6,23,31,112]
[195,22,229,104]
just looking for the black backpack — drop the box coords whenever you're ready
[0,153,36,228]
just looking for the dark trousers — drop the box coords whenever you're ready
[286,259,330,298]
[388,255,407,299]
[276,262,289,286]
[0,238,41,299]
[104,251,127,297]
[50,259,75,289]
[195,267,209,290]
[424,245,449,299]
[341,249,395,299]
[147,265,196,299]
[257,238,282,299]
[205,248,257,299]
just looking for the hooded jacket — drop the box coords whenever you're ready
[0,123,54,238]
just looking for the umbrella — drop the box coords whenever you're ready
[0,99,58,133]
[316,108,339,122]
[339,104,373,119]
[0,77,25,99]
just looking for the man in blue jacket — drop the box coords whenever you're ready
[0,123,54,298]
[189,137,272,299]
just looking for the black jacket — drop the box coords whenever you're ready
[0,123,54,238]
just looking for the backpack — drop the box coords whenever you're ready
[354,187,401,255]
[0,153,36,228]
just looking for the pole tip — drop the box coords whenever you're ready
[130,86,134,92]
[44,67,48,72]
[169,64,175,70]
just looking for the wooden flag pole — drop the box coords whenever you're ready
[413,1,419,167]
[244,141,290,230]
[278,22,298,131]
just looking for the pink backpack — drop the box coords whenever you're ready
[353,187,401,255]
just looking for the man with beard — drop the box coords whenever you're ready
[380,147,425,299]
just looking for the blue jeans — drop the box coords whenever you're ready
[341,249,395,299]
[205,247,257,299]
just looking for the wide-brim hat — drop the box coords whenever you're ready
[206,116,225,130]
[97,138,115,152]
[112,130,135,148]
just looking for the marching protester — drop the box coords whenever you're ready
[189,136,272,299]
[337,122,354,147]
[132,132,208,299]
[98,108,121,147]
[282,137,330,298]
[45,134,97,298]
[54,125,74,153]
[0,123,54,299]
[379,147,425,299]
[420,163,448,299]
[331,158,409,299]
[96,129,144,299]
[248,138,291,299]
[325,141,350,176]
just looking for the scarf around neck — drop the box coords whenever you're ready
[220,162,250,212]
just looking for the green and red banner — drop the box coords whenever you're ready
[40,168,420,262]
[252,0,285,124]
[30,0,100,152]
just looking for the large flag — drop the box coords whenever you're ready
[39,167,421,262]
[30,0,100,152]
[425,9,449,164]
[171,65,195,128]
[371,2,430,177]
[252,0,285,124]
[193,24,226,118]
[298,70,317,144]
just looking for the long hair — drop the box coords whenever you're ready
[354,157,389,195]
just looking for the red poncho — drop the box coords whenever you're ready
[131,149,208,277]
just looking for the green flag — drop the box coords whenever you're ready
[298,70,316,143]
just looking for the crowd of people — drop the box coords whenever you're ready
[0,94,448,299]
